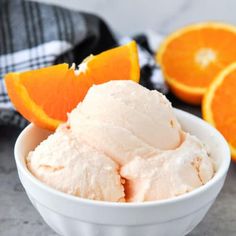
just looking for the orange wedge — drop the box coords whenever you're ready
[157,22,236,105]
[203,62,236,161]
[5,41,140,131]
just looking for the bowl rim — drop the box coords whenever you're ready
[14,108,231,208]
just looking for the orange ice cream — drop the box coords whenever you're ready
[27,80,214,202]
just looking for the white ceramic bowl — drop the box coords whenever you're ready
[14,109,230,236]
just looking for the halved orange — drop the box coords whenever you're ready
[202,62,236,161]
[157,22,236,105]
[5,41,140,131]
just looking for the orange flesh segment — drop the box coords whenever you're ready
[20,66,92,121]
[162,27,236,89]
[4,41,140,131]
[211,71,236,147]
[85,40,139,84]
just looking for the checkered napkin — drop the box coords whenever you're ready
[0,0,167,128]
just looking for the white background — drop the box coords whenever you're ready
[34,0,236,35]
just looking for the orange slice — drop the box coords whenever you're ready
[202,62,236,160]
[157,22,236,105]
[5,41,140,131]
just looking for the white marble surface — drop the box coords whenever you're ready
[34,0,236,35]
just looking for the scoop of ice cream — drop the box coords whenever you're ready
[27,126,124,202]
[69,80,182,165]
[120,133,214,202]
[27,80,215,203]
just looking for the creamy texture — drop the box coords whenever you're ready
[27,126,124,202]
[121,134,214,202]
[69,80,182,165]
[27,80,215,202]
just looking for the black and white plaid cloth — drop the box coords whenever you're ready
[0,0,167,128]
